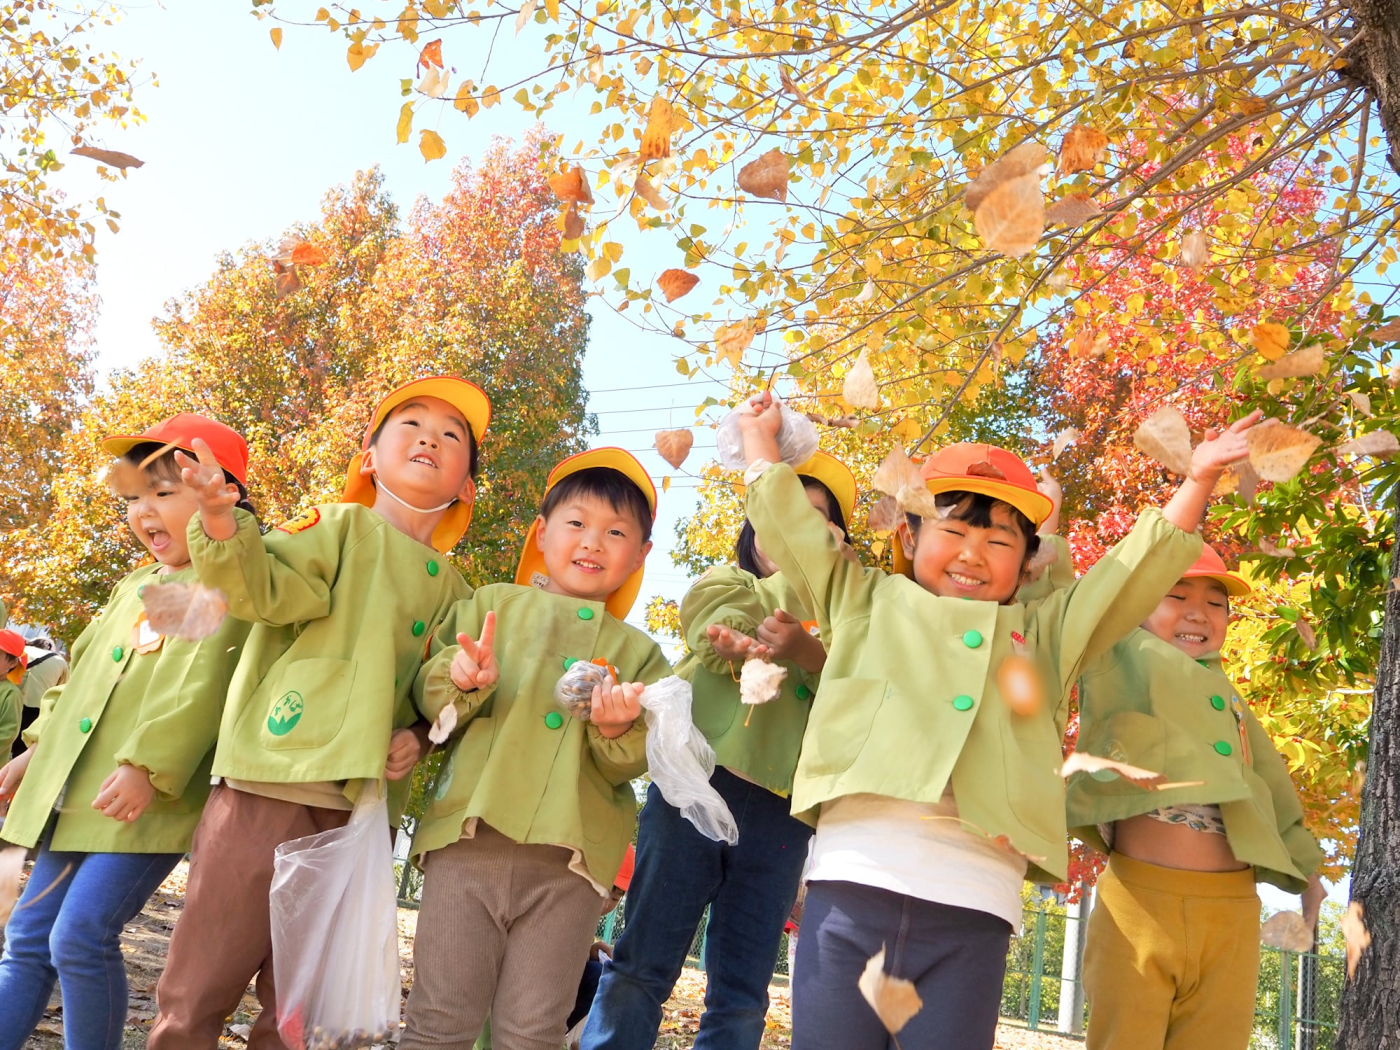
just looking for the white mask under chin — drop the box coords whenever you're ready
[374,478,458,514]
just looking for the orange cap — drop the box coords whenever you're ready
[0,629,27,684]
[340,376,492,554]
[1183,543,1252,597]
[102,414,250,487]
[614,843,636,891]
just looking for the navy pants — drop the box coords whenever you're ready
[582,768,813,1050]
[792,880,1012,1050]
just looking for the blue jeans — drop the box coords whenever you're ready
[581,768,813,1050]
[0,845,181,1050]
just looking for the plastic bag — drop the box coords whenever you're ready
[270,783,401,1050]
[715,394,820,471]
[638,676,739,844]
[555,659,612,720]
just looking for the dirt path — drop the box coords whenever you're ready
[18,864,1082,1049]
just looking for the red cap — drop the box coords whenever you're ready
[102,414,249,487]
[1183,543,1252,597]
[0,629,27,676]
[614,843,636,891]
[919,443,1052,526]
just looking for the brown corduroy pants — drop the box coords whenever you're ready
[400,823,604,1050]
[148,785,352,1050]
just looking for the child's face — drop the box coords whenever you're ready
[1142,576,1230,657]
[364,396,474,508]
[120,468,201,570]
[901,504,1029,603]
[753,484,835,577]
[535,492,652,604]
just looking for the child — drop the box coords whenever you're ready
[734,392,1260,1050]
[402,448,672,1050]
[583,451,856,1050]
[1068,543,1324,1050]
[0,414,254,1050]
[149,377,489,1050]
[0,630,23,763]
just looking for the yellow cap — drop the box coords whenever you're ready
[515,447,657,619]
[795,451,857,526]
[341,376,492,553]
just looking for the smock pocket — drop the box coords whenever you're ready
[798,678,886,777]
[257,658,356,751]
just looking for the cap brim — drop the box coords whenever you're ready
[100,436,245,486]
[340,451,474,553]
[1184,569,1253,597]
[366,377,492,448]
[795,452,857,525]
[923,477,1054,527]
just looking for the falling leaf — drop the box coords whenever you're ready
[1052,427,1080,460]
[1365,318,1400,342]
[562,202,585,240]
[778,65,809,104]
[997,654,1044,717]
[1247,424,1322,482]
[1057,126,1109,174]
[739,658,787,705]
[1220,461,1260,505]
[1047,269,1071,293]
[974,173,1044,258]
[419,130,447,162]
[737,149,790,202]
[515,0,537,32]
[290,243,325,267]
[0,846,23,926]
[1060,751,1202,790]
[657,269,698,303]
[1342,901,1371,979]
[844,349,880,410]
[1257,344,1324,380]
[428,703,457,745]
[71,146,144,169]
[858,946,923,1036]
[142,582,229,641]
[873,445,942,519]
[419,38,444,69]
[867,494,901,533]
[270,27,283,49]
[1025,537,1060,582]
[1044,194,1102,229]
[634,173,668,211]
[1250,322,1291,361]
[1259,537,1297,558]
[1133,406,1193,476]
[654,429,694,469]
[1335,431,1400,458]
[1180,230,1210,270]
[1348,391,1373,416]
[229,1024,253,1042]
[1260,911,1313,952]
[714,321,755,366]
[964,142,1050,211]
[855,278,876,303]
[1295,619,1318,652]
[640,98,674,160]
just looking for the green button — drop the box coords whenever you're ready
[545,711,565,730]
[111,646,123,662]
[578,608,594,621]
[796,685,813,700]
[564,657,579,670]
[412,621,426,637]
[79,718,92,734]
[138,585,146,598]
[1214,740,1233,756]
[1197,658,1209,667]
[962,630,983,649]
[426,560,440,577]
[1210,695,1226,711]
[953,694,975,711]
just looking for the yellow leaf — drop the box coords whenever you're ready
[1250,322,1291,361]
[545,0,560,20]
[270,27,283,49]
[640,98,674,160]
[661,475,672,493]
[396,102,414,144]
[453,80,479,116]
[347,40,379,71]
[515,0,537,32]
[586,255,611,281]
[714,320,755,366]
[419,129,447,162]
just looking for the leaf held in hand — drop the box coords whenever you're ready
[654,429,694,469]
[964,142,1050,211]
[1180,230,1210,271]
[714,320,756,366]
[1250,322,1291,361]
[428,703,458,745]
[843,349,880,409]
[997,654,1044,717]
[1260,910,1313,952]
[1247,424,1322,482]
[1257,344,1324,380]
[739,659,787,706]
[1335,431,1400,459]
[0,846,23,926]
[1057,126,1109,174]
[737,149,790,202]
[1343,901,1371,979]
[858,946,923,1035]
[974,173,1044,258]
[71,146,144,169]
[1044,194,1102,228]
[548,165,594,205]
[1052,427,1080,460]
[657,268,699,302]
[1133,406,1193,476]
[142,582,229,641]
[640,98,674,160]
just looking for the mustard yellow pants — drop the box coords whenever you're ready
[1083,853,1261,1050]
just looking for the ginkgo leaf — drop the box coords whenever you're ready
[0,846,24,926]
[1044,194,1102,228]
[1180,230,1210,270]
[142,582,229,640]
[654,429,694,468]
[858,946,923,1036]
[1247,423,1322,482]
[428,703,458,744]
[640,98,674,160]
[562,202,585,241]
[964,141,1050,211]
[657,268,698,302]
[71,146,144,169]
[997,654,1044,717]
[1365,318,1400,342]
[714,321,756,367]
[1257,344,1324,381]
[515,0,537,32]
[1057,126,1109,174]
[974,172,1044,258]
[634,173,668,211]
[867,494,901,533]
[739,658,786,705]
[549,165,594,205]
[1134,406,1193,476]
[1296,619,1318,651]
[1335,431,1400,458]
[1260,911,1313,952]
[1250,322,1291,361]
[1343,901,1371,979]
[1052,427,1080,460]
[844,349,880,409]
[419,129,447,162]
[737,149,790,202]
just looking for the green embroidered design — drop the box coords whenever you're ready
[267,691,304,736]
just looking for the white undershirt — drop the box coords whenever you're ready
[807,789,1028,931]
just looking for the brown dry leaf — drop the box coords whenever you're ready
[737,149,790,202]
[1348,391,1373,416]
[640,98,674,160]
[778,65,809,104]
[843,349,880,410]
[974,172,1044,258]
[1057,126,1109,174]
[1336,430,1400,458]
[562,202,585,241]
[714,321,756,367]
[272,262,301,300]
[428,703,458,745]
[0,846,23,925]
[872,445,942,519]
[997,654,1044,717]
[964,141,1050,211]
[1237,93,1268,117]
[1181,230,1210,271]
[739,658,787,706]
[1247,424,1322,482]
[867,494,902,533]
[72,146,144,169]
[654,429,694,469]
[1222,461,1260,505]
[1133,406,1193,476]
[634,173,668,211]
[1259,537,1297,558]
[858,946,923,1036]
[142,582,230,641]
[1044,194,1103,229]
[1258,343,1325,381]
[1052,427,1080,460]
[548,165,594,204]
[657,268,699,303]
[1250,322,1292,361]
[1260,911,1314,952]
[1343,901,1371,979]
[1366,318,1400,342]
[1296,619,1318,652]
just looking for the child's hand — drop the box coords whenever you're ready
[591,680,644,739]
[450,611,498,692]
[706,624,770,663]
[0,747,34,804]
[736,392,783,468]
[385,724,429,781]
[1037,467,1063,536]
[1189,409,1263,485]
[175,438,242,542]
[92,763,156,823]
[756,609,826,674]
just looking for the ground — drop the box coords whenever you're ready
[18,864,1082,1049]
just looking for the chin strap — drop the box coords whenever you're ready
[373,478,459,514]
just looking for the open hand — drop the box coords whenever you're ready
[175,438,242,541]
[591,680,644,739]
[707,624,770,663]
[1190,410,1263,485]
[0,747,34,805]
[385,724,429,781]
[756,609,826,673]
[450,611,498,692]
[1301,872,1325,935]
[93,763,156,823]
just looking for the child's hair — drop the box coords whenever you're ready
[906,490,1041,562]
[126,444,257,518]
[736,477,850,578]
[368,405,481,479]
[539,467,653,542]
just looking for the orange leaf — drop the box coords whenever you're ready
[1343,901,1370,979]
[71,146,144,170]
[657,269,699,302]
[419,38,444,69]
[640,98,674,160]
[1250,322,1291,361]
[997,654,1044,717]
[1057,126,1109,174]
[737,149,790,202]
[654,429,694,469]
[1044,194,1102,229]
[290,243,326,267]
[974,173,1044,257]
[548,165,594,205]
[561,202,585,241]
[964,142,1049,211]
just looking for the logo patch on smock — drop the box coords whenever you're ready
[267,690,304,736]
[276,508,321,535]
[132,614,164,655]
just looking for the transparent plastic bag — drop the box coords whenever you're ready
[270,783,400,1050]
[555,659,612,720]
[638,676,739,844]
[715,394,820,470]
